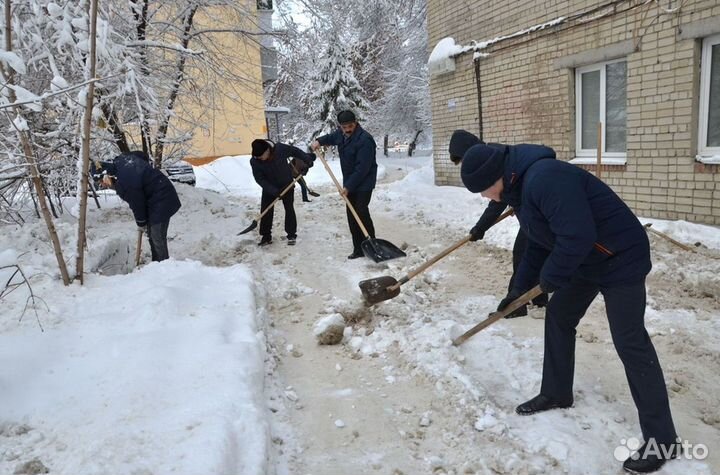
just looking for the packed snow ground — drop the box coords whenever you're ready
[1,152,718,474]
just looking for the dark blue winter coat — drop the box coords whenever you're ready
[316,125,377,193]
[103,153,181,226]
[498,145,651,292]
[250,142,315,196]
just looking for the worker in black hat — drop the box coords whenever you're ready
[91,152,181,262]
[249,139,315,246]
[310,110,379,259]
[460,142,679,474]
[448,129,548,317]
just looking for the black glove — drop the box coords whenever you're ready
[540,278,559,294]
[497,289,522,312]
[136,221,148,233]
[469,223,486,241]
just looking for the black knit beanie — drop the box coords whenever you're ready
[460,144,506,193]
[448,130,482,162]
[251,139,272,157]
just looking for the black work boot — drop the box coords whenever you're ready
[516,394,573,415]
[347,250,364,260]
[623,440,681,474]
[287,235,297,246]
[258,235,272,246]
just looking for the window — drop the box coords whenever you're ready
[574,59,627,162]
[698,34,720,160]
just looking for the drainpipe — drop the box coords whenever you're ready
[474,58,484,142]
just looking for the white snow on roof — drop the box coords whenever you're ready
[429,16,566,64]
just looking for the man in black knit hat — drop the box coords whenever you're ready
[460,142,679,474]
[250,139,315,246]
[448,129,547,317]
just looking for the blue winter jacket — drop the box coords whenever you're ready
[105,154,182,226]
[498,145,651,291]
[317,125,377,193]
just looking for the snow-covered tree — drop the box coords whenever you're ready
[306,38,368,137]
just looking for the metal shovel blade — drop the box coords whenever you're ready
[237,219,258,236]
[361,238,406,263]
[359,275,400,305]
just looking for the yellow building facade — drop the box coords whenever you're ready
[178,2,268,164]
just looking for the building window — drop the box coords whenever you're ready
[574,59,627,162]
[698,34,720,160]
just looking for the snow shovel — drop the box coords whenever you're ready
[359,209,514,305]
[237,176,302,235]
[452,285,543,346]
[134,228,143,267]
[316,150,406,263]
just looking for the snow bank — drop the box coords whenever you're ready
[0,260,270,475]
[195,154,386,198]
[375,156,520,251]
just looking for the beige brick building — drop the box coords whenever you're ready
[428,0,720,225]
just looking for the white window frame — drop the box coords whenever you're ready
[697,33,720,162]
[572,58,627,164]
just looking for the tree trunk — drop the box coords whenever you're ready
[100,102,130,154]
[75,0,99,284]
[153,4,199,168]
[4,0,70,285]
[383,135,388,157]
[408,129,422,157]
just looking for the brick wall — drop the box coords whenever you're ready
[428,0,720,225]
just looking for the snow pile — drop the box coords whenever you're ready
[0,260,270,475]
[428,37,468,63]
[313,313,346,345]
[375,156,520,251]
[194,154,386,199]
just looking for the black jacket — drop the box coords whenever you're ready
[102,153,181,226]
[250,142,315,196]
[316,125,377,193]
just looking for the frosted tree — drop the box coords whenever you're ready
[306,38,368,138]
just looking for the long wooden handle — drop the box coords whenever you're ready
[389,208,515,291]
[453,285,542,346]
[316,148,370,238]
[256,175,302,221]
[644,223,696,253]
[135,229,143,267]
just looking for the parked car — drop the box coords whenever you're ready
[165,161,196,186]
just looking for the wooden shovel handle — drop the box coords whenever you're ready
[644,223,696,253]
[453,285,543,346]
[389,208,515,291]
[256,175,303,221]
[316,148,370,238]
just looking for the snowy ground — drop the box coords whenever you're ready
[1,151,718,474]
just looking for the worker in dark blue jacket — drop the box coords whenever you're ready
[460,143,678,474]
[448,129,547,316]
[311,110,378,259]
[250,139,315,246]
[93,151,181,262]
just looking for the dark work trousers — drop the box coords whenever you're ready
[147,219,170,262]
[298,177,310,201]
[508,228,548,306]
[259,190,297,239]
[541,277,677,444]
[346,190,375,254]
